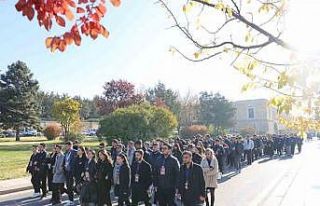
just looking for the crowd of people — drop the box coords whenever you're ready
[26,134,303,206]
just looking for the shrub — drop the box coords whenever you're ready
[180,125,208,138]
[43,123,62,140]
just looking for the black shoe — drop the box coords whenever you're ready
[40,194,47,199]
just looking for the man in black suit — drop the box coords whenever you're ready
[35,143,48,199]
[131,149,153,206]
[177,151,206,206]
[64,141,77,205]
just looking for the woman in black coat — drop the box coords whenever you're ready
[97,150,113,206]
[113,153,131,206]
[74,146,88,194]
[80,149,97,206]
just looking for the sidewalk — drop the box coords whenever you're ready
[0,176,32,195]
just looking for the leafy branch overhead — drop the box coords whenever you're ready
[15,0,121,52]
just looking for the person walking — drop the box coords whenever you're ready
[64,141,77,205]
[201,148,219,206]
[131,150,153,206]
[74,146,88,194]
[153,142,180,206]
[80,149,98,206]
[26,145,40,197]
[113,153,131,206]
[47,145,57,193]
[51,145,66,205]
[234,138,244,173]
[177,151,206,206]
[243,137,254,165]
[96,150,113,206]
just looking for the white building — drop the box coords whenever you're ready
[232,99,280,134]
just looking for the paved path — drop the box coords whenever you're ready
[0,141,319,206]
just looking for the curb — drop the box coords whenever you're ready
[0,185,33,196]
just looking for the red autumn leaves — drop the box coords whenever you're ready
[15,0,121,52]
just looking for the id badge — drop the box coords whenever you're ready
[48,163,51,169]
[185,182,189,190]
[160,166,166,175]
[105,175,109,180]
[135,174,139,182]
[85,171,90,179]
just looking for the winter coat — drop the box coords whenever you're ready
[200,156,219,188]
[53,152,66,183]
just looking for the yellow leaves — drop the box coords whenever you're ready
[194,52,200,59]
[215,1,225,11]
[182,2,194,13]
[258,3,271,13]
[241,82,256,92]
[168,47,176,55]
[226,7,233,17]
[269,96,294,114]
[245,32,254,43]
[277,71,289,89]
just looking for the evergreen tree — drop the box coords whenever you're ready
[0,61,40,141]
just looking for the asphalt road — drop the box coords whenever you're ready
[0,141,319,206]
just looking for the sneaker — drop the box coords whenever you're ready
[33,192,41,198]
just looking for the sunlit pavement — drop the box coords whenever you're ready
[0,141,319,206]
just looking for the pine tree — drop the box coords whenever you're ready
[0,61,40,141]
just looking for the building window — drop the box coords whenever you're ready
[248,107,255,119]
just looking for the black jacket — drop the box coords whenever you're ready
[74,155,88,182]
[26,153,37,174]
[35,151,47,176]
[131,160,152,190]
[118,164,131,194]
[153,154,180,190]
[178,163,206,205]
[84,159,97,182]
[96,160,113,190]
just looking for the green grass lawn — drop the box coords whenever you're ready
[0,136,102,180]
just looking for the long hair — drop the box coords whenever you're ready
[78,146,87,159]
[117,153,129,166]
[87,149,96,162]
[98,149,113,165]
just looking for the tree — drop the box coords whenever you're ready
[14,0,121,52]
[0,61,40,141]
[99,103,177,142]
[199,92,235,134]
[52,98,81,139]
[38,91,63,120]
[160,0,319,134]
[146,82,181,115]
[179,91,200,127]
[180,125,208,138]
[73,96,99,120]
[95,79,143,116]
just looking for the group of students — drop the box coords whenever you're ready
[26,133,303,206]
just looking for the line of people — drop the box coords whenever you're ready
[26,134,303,206]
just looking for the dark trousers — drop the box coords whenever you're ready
[48,171,54,191]
[66,172,74,201]
[217,156,224,174]
[291,144,296,155]
[158,188,176,206]
[31,173,40,193]
[34,172,47,195]
[205,188,215,206]
[52,183,64,204]
[234,156,241,171]
[118,194,130,206]
[244,150,252,165]
[131,189,151,206]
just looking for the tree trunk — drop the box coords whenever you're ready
[15,128,20,141]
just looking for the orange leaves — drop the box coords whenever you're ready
[110,0,121,7]
[55,16,66,27]
[77,7,85,13]
[15,0,120,52]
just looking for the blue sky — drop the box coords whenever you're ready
[0,0,318,100]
